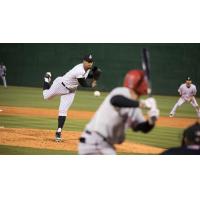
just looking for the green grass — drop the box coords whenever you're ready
[0,144,76,155]
[0,85,198,154]
[1,115,183,149]
[126,126,182,149]
[0,85,107,111]
[0,85,199,117]
[0,115,89,131]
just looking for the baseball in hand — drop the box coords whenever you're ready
[94,90,101,97]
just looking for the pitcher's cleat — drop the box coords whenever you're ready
[44,72,52,83]
[55,131,62,142]
[169,113,174,118]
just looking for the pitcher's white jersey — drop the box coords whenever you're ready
[85,87,145,144]
[43,63,90,100]
[62,63,90,90]
[178,83,197,101]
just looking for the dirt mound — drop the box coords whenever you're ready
[0,128,164,154]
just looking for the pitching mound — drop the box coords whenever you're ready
[0,128,164,154]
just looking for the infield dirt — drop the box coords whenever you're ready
[0,106,198,154]
[0,106,197,128]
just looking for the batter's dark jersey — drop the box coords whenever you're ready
[161,147,200,155]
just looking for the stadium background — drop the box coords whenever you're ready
[0,43,200,154]
[0,43,199,95]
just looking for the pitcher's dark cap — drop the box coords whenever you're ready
[83,54,93,63]
[186,77,192,81]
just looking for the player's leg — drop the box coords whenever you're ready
[190,97,200,118]
[43,74,68,100]
[2,76,7,88]
[170,97,185,117]
[55,92,76,141]
[78,142,116,155]
[78,132,116,155]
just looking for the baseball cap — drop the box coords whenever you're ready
[186,77,192,81]
[183,122,200,144]
[83,54,93,63]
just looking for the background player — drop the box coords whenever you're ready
[42,54,101,141]
[0,62,7,88]
[78,70,159,155]
[169,77,200,118]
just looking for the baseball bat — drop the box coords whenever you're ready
[141,48,152,96]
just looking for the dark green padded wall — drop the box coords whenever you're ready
[0,43,199,95]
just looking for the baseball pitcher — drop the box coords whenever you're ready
[170,77,200,118]
[0,62,7,88]
[78,70,159,155]
[42,54,102,141]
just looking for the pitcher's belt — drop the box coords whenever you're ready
[61,82,76,93]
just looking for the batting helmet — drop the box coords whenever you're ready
[123,70,148,96]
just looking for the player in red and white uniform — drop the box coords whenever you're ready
[78,70,160,155]
[170,77,200,118]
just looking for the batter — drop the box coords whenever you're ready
[78,70,160,155]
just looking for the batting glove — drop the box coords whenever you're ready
[141,97,157,110]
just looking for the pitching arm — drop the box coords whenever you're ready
[78,78,96,88]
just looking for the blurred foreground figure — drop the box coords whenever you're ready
[78,70,159,155]
[162,122,200,155]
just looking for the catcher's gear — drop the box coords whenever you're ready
[123,70,148,96]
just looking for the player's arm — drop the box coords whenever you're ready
[110,95,156,109]
[193,86,197,96]
[130,103,159,133]
[110,95,155,132]
[110,95,142,108]
[78,78,95,88]
[2,66,6,76]
[87,66,102,80]
[178,89,181,96]
[132,121,155,133]
[188,87,197,102]
[178,85,182,96]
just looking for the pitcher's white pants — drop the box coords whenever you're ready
[170,97,200,117]
[78,131,116,155]
[43,77,76,117]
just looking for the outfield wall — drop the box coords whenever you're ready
[0,43,199,95]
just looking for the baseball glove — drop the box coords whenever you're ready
[91,66,102,80]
